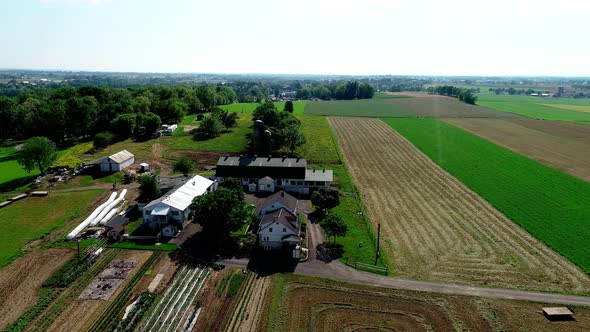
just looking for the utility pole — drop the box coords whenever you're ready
[375,223,381,265]
[77,239,80,263]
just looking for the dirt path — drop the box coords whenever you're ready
[327,117,590,293]
[0,249,74,329]
[444,118,590,183]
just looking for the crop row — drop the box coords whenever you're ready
[139,265,209,332]
[384,118,590,273]
[87,252,161,332]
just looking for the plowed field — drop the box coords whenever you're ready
[328,117,590,292]
[270,275,590,332]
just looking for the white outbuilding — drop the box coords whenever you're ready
[99,150,135,172]
[142,175,217,234]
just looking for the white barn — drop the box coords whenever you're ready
[142,175,216,235]
[99,150,135,172]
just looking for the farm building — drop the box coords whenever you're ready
[215,156,332,195]
[90,150,135,173]
[256,191,301,250]
[142,175,217,235]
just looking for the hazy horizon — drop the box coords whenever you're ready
[1,0,589,77]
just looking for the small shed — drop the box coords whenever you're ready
[98,150,135,173]
[105,215,130,229]
[139,163,150,172]
[161,224,178,238]
[107,225,125,242]
[258,176,275,192]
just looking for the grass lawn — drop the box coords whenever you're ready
[384,118,590,274]
[312,163,386,267]
[93,113,251,160]
[0,189,104,268]
[295,115,340,163]
[304,99,414,117]
[220,101,306,115]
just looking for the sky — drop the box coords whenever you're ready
[0,0,588,76]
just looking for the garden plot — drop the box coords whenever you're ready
[79,260,137,300]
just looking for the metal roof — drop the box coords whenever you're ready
[305,169,333,182]
[108,150,135,164]
[255,191,298,216]
[259,208,300,234]
[145,175,213,212]
[217,156,307,168]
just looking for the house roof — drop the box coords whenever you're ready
[260,176,274,181]
[144,175,213,211]
[305,169,333,182]
[151,206,170,215]
[255,191,297,216]
[259,208,300,234]
[108,150,134,164]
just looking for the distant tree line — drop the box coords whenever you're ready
[426,85,477,105]
[295,81,375,100]
[488,87,538,95]
[0,85,240,143]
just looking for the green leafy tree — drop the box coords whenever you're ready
[17,136,58,174]
[193,115,223,140]
[172,157,194,176]
[212,108,239,129]
[137,174,160,201]
[311,188,340,213]
[190,187,247,238]
[136,111,162,136]
[284,100,294,113]
[111,113,137,137]
[320,213,348,243]
[93,132,114,149]
[277,125,306,154]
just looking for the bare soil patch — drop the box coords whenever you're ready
[172,150,234,171]
[444,118,590,183]
[386,94,520,118]
[183,125,199,132]
[0,249,74,329]
[272,275,590,331]
[45,250,152,332]
[328,117,590,293]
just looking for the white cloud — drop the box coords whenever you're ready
[40,0,113,5]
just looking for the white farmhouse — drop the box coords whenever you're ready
[142,175,216,236]
[97,150,135,172]
[256,191,301,250]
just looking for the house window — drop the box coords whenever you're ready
[297,181,304,185]
[145,210,152,215]
[171,211,179,216]
[283,228,286,232]
[269,228,273,232]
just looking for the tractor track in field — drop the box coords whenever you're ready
[327,117,590,294]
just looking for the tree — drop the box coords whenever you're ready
[212,108,238,129]
[137,174,160,201]
[111,113,137,137]
[320,213,348,243]
[311,188,340,213]
[93,132,114,149]
[136,111,162,136]
[193,115,223,140]
[284,100,294,113]
[190,187,247,238]
[172,157,194,176]
[220,177,244,200]
[17,136,58,174]
[276,125,306,154]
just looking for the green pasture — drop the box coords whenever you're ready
[0,189,104,268]
[304,99,414,117]
[384,118,590,274]
[220,101,306,115]
[295,115,340,163]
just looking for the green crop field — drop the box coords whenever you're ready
[383,118,590,273]
[476,94,590,123]
[220,101,306,115]
[304,99,414,117]
[0,189,104,268]
[295,115,340,163]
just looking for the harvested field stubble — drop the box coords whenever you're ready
[269,275,590,332]
[328,117,590,293]
[387,94,520,118]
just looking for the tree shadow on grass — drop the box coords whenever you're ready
[0,175,37,192]
[316,242,344,263]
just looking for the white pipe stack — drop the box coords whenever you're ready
[66,192,118,240]
[90,189,127,226]
[98,208,119,225]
